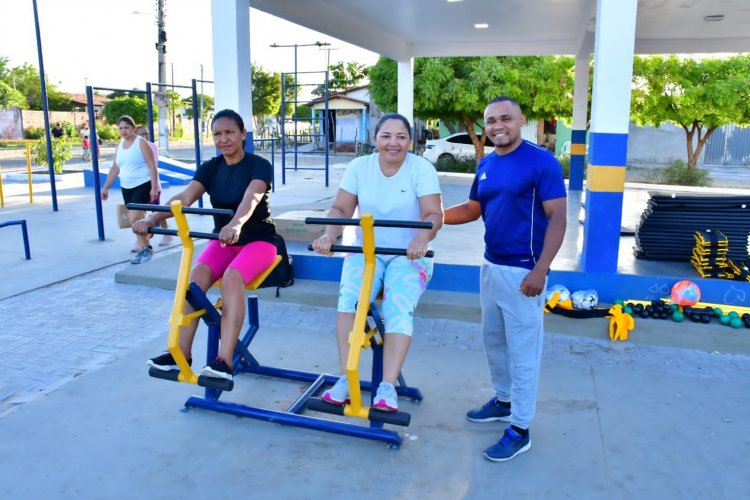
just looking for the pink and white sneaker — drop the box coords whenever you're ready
[372,381,398,412]
[322,375,350,405]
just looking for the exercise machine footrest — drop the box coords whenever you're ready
[148,367,234,391]
[306,398,411,427]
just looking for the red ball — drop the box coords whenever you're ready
[671,280,701,306]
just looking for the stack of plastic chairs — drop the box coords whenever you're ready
[725,259,750,282]
[691,229,730,278]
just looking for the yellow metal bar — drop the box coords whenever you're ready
[587,165,626,192]
[345,213,376,415]
[167,200,199,384]
[571,143,587,155]
[26,142,33,204]
[0,139,40,207]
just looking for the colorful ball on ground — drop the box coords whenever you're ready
[571,289,599,310]
[670,280,701,306]
[546,284,571,303]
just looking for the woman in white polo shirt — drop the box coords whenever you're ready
[312,113,444,412]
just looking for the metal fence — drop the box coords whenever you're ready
[703,124,750,167]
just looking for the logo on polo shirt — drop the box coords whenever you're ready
[479,172,487,181]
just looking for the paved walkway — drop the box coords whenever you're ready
[2,262,750,498]
[2,157,750,498]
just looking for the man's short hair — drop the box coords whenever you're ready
[487,96,522,110]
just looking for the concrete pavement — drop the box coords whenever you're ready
[1,155,750,498]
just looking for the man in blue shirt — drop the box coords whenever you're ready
[445,96,567,462]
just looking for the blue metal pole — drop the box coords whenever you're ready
[324,70,330,187]
[20,220,31,260]
[86,86,105,241]
[271,139,275,193]
[191,79,203,208]
[294,45,298,172]
[281,73,286,186]
[32,0,58,212]
[146,82,155,140]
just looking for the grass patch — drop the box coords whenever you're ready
[647,159,712,187]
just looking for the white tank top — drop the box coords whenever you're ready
[116,135,152,189]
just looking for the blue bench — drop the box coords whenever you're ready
[0,219,31,260]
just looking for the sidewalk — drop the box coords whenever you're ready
[1,157,750,498]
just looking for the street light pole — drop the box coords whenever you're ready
[156,0,169,155]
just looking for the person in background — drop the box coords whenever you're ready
[134,125,173,247]
[101,115,160,264]
[51,122,64,139]
[82,135,91,161]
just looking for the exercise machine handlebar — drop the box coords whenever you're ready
[148,227,219,240]
[307,243,434,258]
[127,203,232,240]
[127,203,234,217]
[305,217,432,230]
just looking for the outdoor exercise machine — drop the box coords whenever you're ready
[131,201,429,447]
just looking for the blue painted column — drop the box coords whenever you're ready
[211,0,254,152]
[569,55,590,191]
[581,0,637,273]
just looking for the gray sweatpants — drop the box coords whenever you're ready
[479,260,547,430]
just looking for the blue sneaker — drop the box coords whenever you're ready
[483,427,531,462]
[466,396,511,422]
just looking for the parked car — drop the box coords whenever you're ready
[422,132,495,165]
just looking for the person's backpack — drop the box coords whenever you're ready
[259,233,294,297]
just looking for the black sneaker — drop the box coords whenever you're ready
[200,356,233,381]
[147,352,192,371]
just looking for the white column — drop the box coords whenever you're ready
[590,0,637,135]
[568,55,590,191]
[572,55,590,132]
[397,58,414,126]
[211,0,253,136]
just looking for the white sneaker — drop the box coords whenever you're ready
[322,375,350,405]
[372,381,398,412]
[158,235,174,246]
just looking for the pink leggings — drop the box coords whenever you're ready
[196,240,277,284]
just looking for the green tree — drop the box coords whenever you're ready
[0,80,28,108]
[312,60,369,97]
[31,136,72,174]
[369,56,573,160]
[631,54,750,170]
[251,64,281,137]
[182,93,215,120]
[167,90,182,133]
[3,63,72,110]
[0,56,9,80]
[103,96,149,126]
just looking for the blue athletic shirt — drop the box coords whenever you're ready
[469,140,566,270]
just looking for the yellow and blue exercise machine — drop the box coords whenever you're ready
[129,202,427,447]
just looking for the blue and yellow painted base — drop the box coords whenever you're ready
[568,129,587,191]
[581,131,629,273]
